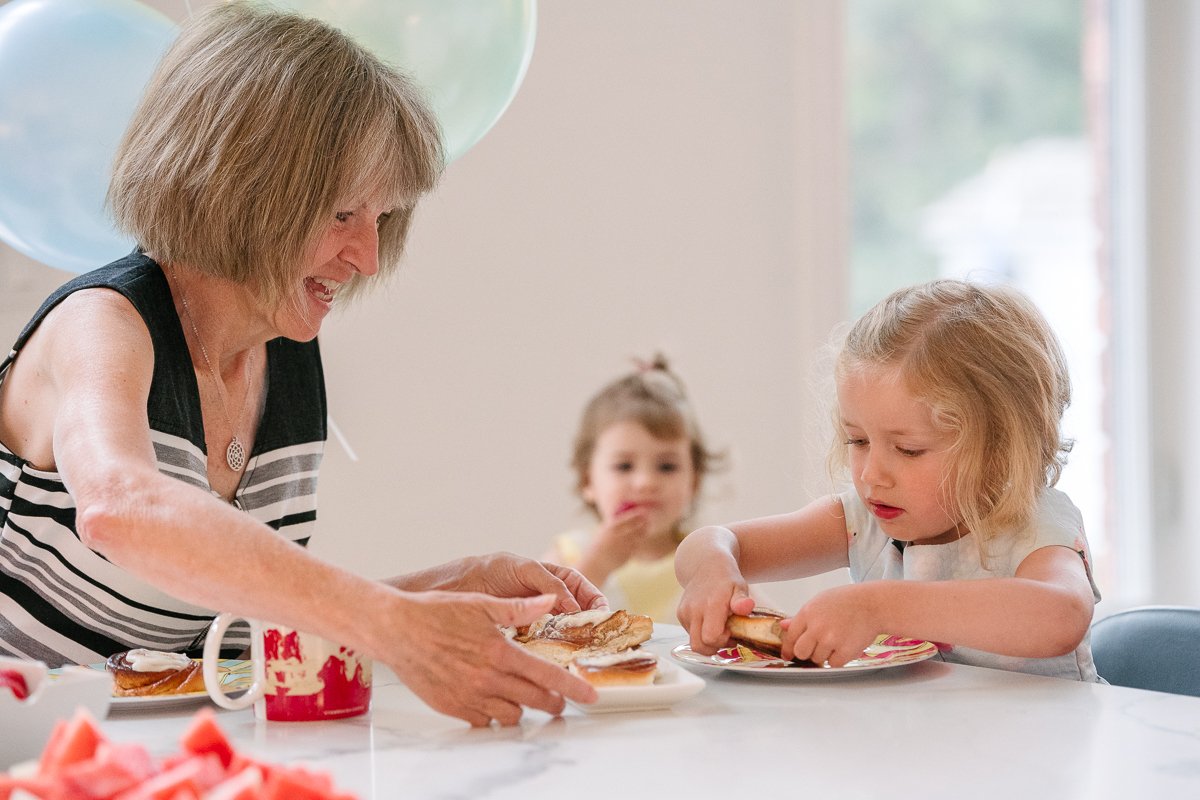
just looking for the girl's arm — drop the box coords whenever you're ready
[675,494,849,653]
[780,545,1096,666]
[32,291,597,725]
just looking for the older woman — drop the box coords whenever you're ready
[0,2,600,726]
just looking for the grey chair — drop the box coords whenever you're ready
[1090,606,1200,697]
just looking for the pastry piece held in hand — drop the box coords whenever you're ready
[105,649,206,697]
[569,650,659,687]
[727,608,821,667]
[508,609,654,667]
[727,607,788,656]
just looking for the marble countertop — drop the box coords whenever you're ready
[94,625,1200,799]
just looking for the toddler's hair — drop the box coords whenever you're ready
[830,279,1072,551]
[571,355,721,518]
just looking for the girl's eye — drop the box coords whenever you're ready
[658,462,679,473]
[613,462,633,472]
[844,438,868,448]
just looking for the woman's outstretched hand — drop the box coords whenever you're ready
[383,591,598,727]
[386,552,608,613]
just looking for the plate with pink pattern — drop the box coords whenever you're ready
[671,634,939,678]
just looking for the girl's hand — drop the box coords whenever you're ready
[779,583,882,667]
[676,567,755,656]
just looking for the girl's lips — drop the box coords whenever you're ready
[616,502,641,515]
[870,502,903,521]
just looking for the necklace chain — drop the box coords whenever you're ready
[172,267,254,472]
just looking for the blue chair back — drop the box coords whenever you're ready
[1090,606,1200,697]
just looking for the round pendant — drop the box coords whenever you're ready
[226,437,246,472]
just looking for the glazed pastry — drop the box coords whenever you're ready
[569,650,658,687]
[105,649,205,697]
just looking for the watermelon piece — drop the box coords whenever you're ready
[0,774,55,800]
[262,766,337,800]
[38,708,105,776]
[179,708,235,769]
[61,741,157,799]
[205,766,264,800]
[110,755,208,800]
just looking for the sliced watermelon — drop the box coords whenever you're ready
[38,707,105,776]
[179,708,235,769]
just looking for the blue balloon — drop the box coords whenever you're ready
[276,0,537,164]
[0,0,176,273]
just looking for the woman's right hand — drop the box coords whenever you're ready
[381,590,596,727]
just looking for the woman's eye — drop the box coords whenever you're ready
[897,447,925,457]
[335,211,352,223]
[376,212,392,228]
[844,438,868,448]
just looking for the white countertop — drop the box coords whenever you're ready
[93,625,1200,799]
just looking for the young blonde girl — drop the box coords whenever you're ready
[675,280,1103,680]
[546,356,722,624]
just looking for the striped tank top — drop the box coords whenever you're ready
[0,253,325,667]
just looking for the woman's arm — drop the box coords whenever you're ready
[780,545,1096,666]
[28,290,597,725]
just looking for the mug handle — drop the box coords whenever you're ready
[203,612,266,710]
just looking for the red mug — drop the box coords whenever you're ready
[203,613,371,721]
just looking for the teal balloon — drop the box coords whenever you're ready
[275,0,537,164]
[0,0,176,272]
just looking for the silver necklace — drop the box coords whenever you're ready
[172,267,255,472]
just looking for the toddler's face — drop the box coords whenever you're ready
[583,420,696,537]
[837,368,962,544]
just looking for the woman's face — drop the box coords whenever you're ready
[272,198,392,341]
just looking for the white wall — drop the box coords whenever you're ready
[0,2,850,611]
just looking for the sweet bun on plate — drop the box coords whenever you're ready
[105,649,205,697]
[569,651,659,687]
[505,609,653,667]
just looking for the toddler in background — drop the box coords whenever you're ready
[676,279,1104,681]
[545,355,723,624]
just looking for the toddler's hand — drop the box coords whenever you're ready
[779,583,881,667]
[592,505,651,565]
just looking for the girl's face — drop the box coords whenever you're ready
[837,367,963,544]
[272,196,392,342]
[583,420,697,537]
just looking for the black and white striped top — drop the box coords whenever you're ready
[0,253,326,667]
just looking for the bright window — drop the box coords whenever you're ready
[847,1,1121,596]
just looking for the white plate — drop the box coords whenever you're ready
[567,660,705,714]
[82,659,252,712]
[671,634,939,679]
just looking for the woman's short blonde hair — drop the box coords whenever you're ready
[108,1,444,307]
[829,279,1072,554]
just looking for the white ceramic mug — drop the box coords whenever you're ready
[203,613,371,721]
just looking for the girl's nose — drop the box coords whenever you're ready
[858,450,891,488]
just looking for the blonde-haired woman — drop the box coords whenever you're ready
[676,279,1104,681]
[0,2,601,726]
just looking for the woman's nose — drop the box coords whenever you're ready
[343,217,380,276]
